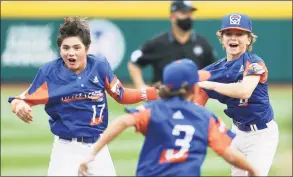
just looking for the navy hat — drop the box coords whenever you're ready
[218,13,252,32]
[163,59,199,91]
[170,0,197,12]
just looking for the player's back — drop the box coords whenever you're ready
[136,96,213,176]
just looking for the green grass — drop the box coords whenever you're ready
[1,84,292,176]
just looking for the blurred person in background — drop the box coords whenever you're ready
[196,13,279,176]
[128,0,216,89]
[78,59,259,176]
[8,16,158,176]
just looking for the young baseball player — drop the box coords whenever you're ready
[8,16,158,176]
[195,13,279,176]
[78,59,259,176]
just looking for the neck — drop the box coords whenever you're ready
[74,65,86,74]
[172,27,191,44]
[226,51,246,62]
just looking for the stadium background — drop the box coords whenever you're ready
[1,1,292,176]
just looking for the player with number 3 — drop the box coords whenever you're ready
[8,17,158,176]
[78,59,259,176]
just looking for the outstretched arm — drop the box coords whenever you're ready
[78,109,151,176]
[198,75,260,99]
[208,116,259,176]
[105,76,159,104]
[78,113,135,176]
[198,61,268,100]
[221,147,259,176]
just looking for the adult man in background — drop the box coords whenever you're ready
[128,0,216,89]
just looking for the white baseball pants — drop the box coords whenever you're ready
[230,119,279,176]
[47,136,116,176]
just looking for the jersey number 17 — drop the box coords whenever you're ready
[90,103,105,125]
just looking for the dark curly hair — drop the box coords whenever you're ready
[57,16,91,48]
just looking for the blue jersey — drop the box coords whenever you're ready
[9,54,126,138]
[199,52,273,125]
[130,97,235,176]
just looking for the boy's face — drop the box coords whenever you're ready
[60,36,88,74]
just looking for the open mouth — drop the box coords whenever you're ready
[229,44,239,48]
[68,58,76,63]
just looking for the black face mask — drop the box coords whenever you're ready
[176,17,193,31]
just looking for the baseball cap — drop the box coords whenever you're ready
[163,59,199,91]
[170,0,197,12]
[218,13,252,32]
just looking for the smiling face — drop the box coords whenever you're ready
[221,29,251,60]
[60,36,88,74]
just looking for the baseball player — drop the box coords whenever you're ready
[8,17,158,176]
[78,59,259,176]
[195,13,279,176]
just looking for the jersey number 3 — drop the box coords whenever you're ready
[159,125,195,163]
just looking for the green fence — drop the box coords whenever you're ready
[1,18,292,83]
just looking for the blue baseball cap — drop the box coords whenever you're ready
[163,59,199,91]
[218,13,252,32]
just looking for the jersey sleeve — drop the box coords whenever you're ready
[208,115,235,155]
[130,109,151,136]
[104,58,159,103]
[103,58,124,100]
[244,61,268,83]
[193,87,209,106]
[8,69,49,106]
[130,39,156,67]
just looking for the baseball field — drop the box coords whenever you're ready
[1,84,292,176]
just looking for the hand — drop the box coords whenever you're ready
[12,99,33,123]
[198,81,216,90]
[78,155,95,176]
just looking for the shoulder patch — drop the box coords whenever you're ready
[249,63,265,74]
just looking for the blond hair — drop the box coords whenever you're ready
[216,30,257,52]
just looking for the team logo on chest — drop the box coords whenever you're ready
[239,65,244,73]
[93,76,99,83]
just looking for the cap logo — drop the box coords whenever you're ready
[183,1,193,7]
[229,14,241,25]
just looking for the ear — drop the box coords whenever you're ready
[247,36,252,45]
[85,46,89,54]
